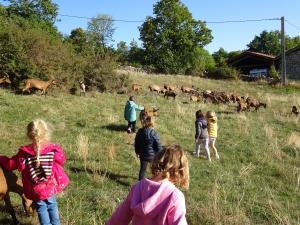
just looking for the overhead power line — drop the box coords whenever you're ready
[58,14,299,33]
[285,19,300,31]
[58,14,280,24]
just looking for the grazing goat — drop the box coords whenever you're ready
[164,84,179,91]
[79,81,86,97]
[292,105,299,116]
[237,100,247,113]
[159,88,168,94]
[0,75,11,85]
[190,95,200,102]
[132,84,142,93]
[189,90,200,96]
[181,85,198,93]
[139,107,159,124]
[148,84,161,93]
[246,97,267,112]
[231,93,244,103]
[22,78,55,97]
[164,90,178,100]
[0,166,35,225]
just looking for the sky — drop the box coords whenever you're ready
[1,0,300,54]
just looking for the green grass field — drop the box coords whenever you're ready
[0,72,300,225]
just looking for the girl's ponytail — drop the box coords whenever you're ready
[27,119,50,166]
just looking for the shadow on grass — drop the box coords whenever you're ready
[102,124,128,132]
[69,167,136,186]
[0,205,33,225]
[217,110,235,115]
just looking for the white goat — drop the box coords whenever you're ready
[79,81,86,97]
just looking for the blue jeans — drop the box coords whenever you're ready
[34,195,60,225]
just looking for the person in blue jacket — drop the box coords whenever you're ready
[124,96,144,135]
[135,116,162,180]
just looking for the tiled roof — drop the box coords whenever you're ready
[227,51,275,64]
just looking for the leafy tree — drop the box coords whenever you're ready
[247,30,300,56]
[286,36,300,50]
[139,0,213,74]
[86,13,115,53]
[247,30,281,56]
[212,48,229,67]
[187,47,215,76]
[127,39,145,67]
[68,27,87,53]
[228,50,243,59]
[4,0,59,36]
[116,41,129,65]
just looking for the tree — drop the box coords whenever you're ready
[212,48,229,67]
[187,47,215,76]
[86,13,115,53]
[247,30,300,56]
[69,27,87,53]
[139,0,213,74]
[116,41,129,65]
[247,30,281,56]
[4,0,59,36]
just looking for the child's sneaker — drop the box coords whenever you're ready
[207,157,211,162]
[193,152,199,157]
[215,154,220,159]
[127,128,131,134]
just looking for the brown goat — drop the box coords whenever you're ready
[22,78,55,97]
[237,100,247,113]
[231,93,244,103]
[79,81,86,97]
[0,165,35,225]
[181,85,198,93]
[148,84,161,93]
[132,84,142,93]
[139,107,159,124]
[0,75,11,85]
[164,90,178,100]
[246,97,267,112]
[164,84,179,91]
[159,88,168,94]
[190,95,199,102]
[292,105,299,116]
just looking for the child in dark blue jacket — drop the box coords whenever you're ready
[135,116,162,180]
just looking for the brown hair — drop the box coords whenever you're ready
[27,119,50,165]
[141,116,155,128]
[150,145,189,190]
[196,110,204,119]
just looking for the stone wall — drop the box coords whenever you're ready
[281,47,300,80]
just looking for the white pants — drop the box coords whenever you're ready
[195,138,210,157]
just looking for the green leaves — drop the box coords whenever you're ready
[139,0,213,74]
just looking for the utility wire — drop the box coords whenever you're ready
[285,19,300,31]
[58,14,299,33]
[58,14,280,24]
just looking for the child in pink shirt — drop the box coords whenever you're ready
[105,144,189,225]
[0,119,69,225]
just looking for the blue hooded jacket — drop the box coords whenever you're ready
[124,100,144,122]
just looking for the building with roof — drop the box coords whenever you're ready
[227,51,276,77]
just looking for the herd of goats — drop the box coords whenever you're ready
[0,73,298,115]
[132,83,300,116]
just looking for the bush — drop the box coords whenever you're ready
[208,65,239,80]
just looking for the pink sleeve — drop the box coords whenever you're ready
[105,188,134,225]
[0,155,20,171]
[52,146,66,165]
[167,194,188,225]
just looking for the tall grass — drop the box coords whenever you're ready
[0,72,300,225]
